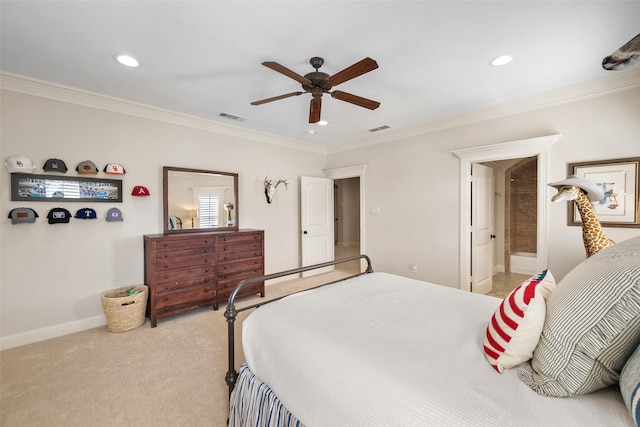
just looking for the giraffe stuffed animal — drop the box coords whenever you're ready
[549,175,615,257]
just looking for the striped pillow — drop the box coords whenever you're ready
[519,235,640,397]
[620,344,640,426]
[483,270,556,373]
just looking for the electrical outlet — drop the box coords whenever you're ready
[411,264,418,274]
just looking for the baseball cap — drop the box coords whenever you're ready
[43,158,68,173]
[131,185,150,196]
[103,163,126,174]
[5,155,36,173]
[47,207,72,224]
[76,160,99,174]
[105,207,123,222]
[8,207,39,224]
[75,207,97,219]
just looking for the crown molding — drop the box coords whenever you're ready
[0,72,327,155]
[328,69,640,154]
[3,69,638,157]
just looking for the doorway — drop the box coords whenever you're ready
[452,134,561,294]
[481,157,538,297]
[323,164,368,274]
[334,177,361,268]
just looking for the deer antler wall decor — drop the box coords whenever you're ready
[264,176,289,204]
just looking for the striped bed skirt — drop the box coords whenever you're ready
[229,364,305,427]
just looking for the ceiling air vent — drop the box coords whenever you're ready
[368,125,390,133]
[219,112,247,122]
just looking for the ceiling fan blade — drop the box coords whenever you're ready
[331,90,380,110]
[262,61,311,84]
[251,91,304,106]
[309,98,322,123]
[328,57,378,86]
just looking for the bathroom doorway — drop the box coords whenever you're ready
[481,156,538,297]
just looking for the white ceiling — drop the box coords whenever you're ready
[1,1,639,148]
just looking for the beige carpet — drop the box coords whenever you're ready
[1,257,362,427]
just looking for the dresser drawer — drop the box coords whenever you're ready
[218,267,263,291]
[156,266,216,294]
[219,242,262,261]
[216,282,263,301]
[218,233,262,244]
[155,284,215,309]
[155,246,214,260]
[154,237,215,251]
[219,258,263,278]
[155,254,215,270]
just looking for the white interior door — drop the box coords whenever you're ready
[301,176,334,277]
[471,163,494,294]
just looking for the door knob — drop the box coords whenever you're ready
[303,231,308,234]
[490,234,496,239]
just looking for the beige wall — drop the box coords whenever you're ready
[0,86,326,346]
[2,73,640,348]
[326,83,640,287]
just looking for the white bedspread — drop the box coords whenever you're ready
[242,272,633,426]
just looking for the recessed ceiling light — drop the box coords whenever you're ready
[115,54,139,67]
[305,130,316,135]
[490,55,513,67]
[317,120,328,126]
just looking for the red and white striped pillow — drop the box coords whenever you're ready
[483,270,556,373]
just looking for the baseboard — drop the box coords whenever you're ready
[0,315,107,351]
[494,264,505,275]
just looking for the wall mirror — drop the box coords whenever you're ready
[163,166,238,234]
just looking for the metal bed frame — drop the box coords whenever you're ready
[224,254,374,396]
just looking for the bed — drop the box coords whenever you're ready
[225,238,640,426]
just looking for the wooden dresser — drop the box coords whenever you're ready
[144,229,264,327]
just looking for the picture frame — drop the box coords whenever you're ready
[567,157,640,228]
[10,173,122,203]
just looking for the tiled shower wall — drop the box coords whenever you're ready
[506,157,538,256]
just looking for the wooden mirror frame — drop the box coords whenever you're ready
[163,166,239,234]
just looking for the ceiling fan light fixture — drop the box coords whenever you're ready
[490,55,513,67]
[317,120,328,126]
[115,54,139,67]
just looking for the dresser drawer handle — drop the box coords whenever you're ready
[205,288,210,292]
[163,254,169,258]
[164,308,170,312]
[204,248,210,253]
[223,247,229,251]
[205,268,210,273]
[224,256,229,261]
[162,264,169,269]
[205,259,210,263]
[164,297,169,301]
[204,239,210,243]
[164,285,169,290]
[223,237,229,241]
[163,243,169,247]
[163,275,169,279]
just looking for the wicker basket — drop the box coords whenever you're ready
[101,285,148,332]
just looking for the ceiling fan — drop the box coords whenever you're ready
[251,56,380,123]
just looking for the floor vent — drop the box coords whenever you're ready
[368,125,390,132]
[219,112,247,122]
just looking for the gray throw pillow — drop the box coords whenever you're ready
[620,344,640,426]
[519,235,640,397]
